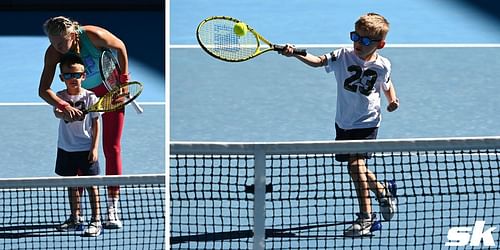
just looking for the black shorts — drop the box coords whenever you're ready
[55,148,100,176]
[334,123,378,162]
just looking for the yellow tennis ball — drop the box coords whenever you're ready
[233,22,248,37]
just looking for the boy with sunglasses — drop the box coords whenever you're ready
[281,13,399,236]
[54,53,102,237]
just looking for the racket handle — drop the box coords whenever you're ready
[273,45,307,56]
[131,100,144,114]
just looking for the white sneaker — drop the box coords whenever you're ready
[378,180,397,221]
[104,208,123,229]
[344,212,375,237]
[83,219,102,237]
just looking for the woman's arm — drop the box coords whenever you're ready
[39,47,83,120]
[84,25,129,78]
[39,47,63,106]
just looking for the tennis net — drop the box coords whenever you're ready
[170,137,500,249]
[0,174,165,250]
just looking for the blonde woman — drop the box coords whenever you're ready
[39,16,127,229]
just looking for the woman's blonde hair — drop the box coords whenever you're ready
[355,13,390,39]
[43,16,81,54]
[43,16,79,36]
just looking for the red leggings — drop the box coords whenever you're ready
[91,84,124,193]
[102,110,124,176]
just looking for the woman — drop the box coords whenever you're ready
[39,16,128,229]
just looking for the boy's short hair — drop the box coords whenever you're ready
[355,13,390,40]
[59,53,84,71]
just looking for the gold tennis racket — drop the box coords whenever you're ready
[83,81,143,114]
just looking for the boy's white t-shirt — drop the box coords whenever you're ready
[55,89,99,152]
[324,47,392,129]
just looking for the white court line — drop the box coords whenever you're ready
[0,102,165,106]
[170,43,500,49]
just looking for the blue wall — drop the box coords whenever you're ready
[0,8,164,74]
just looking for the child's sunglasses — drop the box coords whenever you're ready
[61,72,84,80]
[350,32,382,46]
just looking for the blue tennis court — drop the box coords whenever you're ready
[170,0,500,249]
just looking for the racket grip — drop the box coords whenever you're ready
[132,100,144,114]
[273,45,307,56]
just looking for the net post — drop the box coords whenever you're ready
[253,149,266,250]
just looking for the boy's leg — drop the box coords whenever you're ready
[87,186,100,221]
[83,186,102,237]
[58,187,83,231]
[79,151,102,237]
[365,169,385,197]
[348,156,372,214]
[350,158,396,211]
[337,125,384,235]
[55,149,82,222]
[69,187,80,218]
[364,164,397,221]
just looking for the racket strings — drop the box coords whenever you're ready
[95,82,143,112]
[101,53,120,87]
[198,19,259,61]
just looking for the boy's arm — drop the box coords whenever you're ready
[281,44,326,68]
[88,117,99,163]
[384,79,399,112]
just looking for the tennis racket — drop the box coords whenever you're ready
[83,81,143,114]
[196,16,307,62]
[99,49,144,114]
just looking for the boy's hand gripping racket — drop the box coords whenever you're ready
[196,16,307,62]
[99,49,144,113]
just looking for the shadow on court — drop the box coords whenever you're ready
[170,221,363,245]
[0,224,60,238]
[454,0,500,23]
